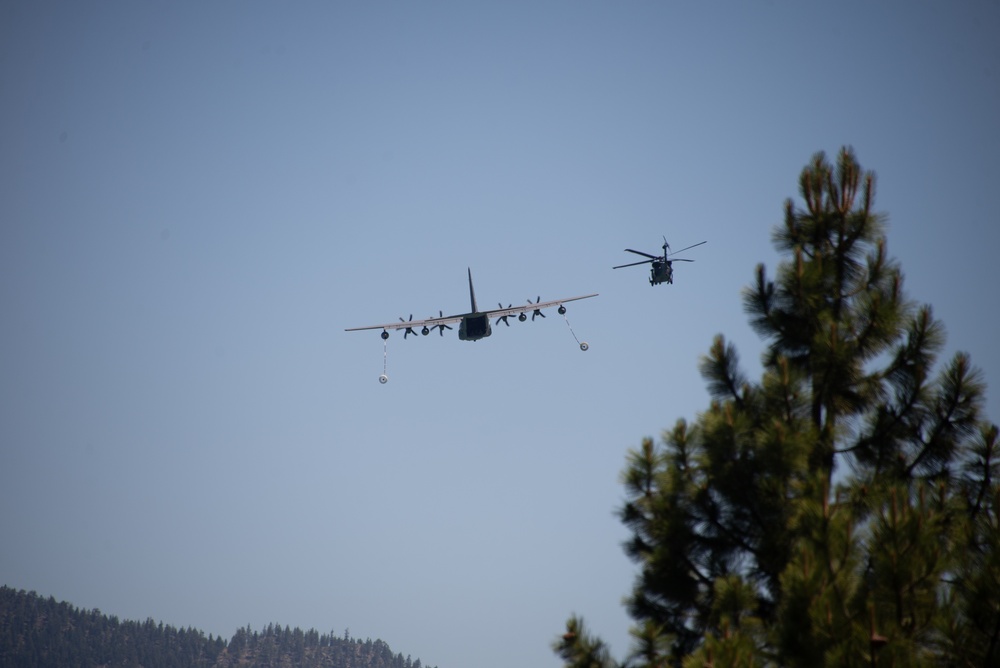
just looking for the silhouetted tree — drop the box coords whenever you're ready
[555,148,999,667]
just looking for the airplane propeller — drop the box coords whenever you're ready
[495,303,514,326]
[528,297,546,321]
[399,315,419,339]
[430,310,453,336]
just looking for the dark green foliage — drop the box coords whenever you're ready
[0,586,436,668]
[553,616,614,668]
[0,586,224,668]
[555,148,999,667]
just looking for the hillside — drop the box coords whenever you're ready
[0,586,436,668]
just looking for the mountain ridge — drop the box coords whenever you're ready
[1,585,437,668]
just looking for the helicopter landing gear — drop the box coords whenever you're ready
[379,374,388,384]
[580,342,589,351]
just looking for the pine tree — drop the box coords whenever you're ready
[555,148,999,667]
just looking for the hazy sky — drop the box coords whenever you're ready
[2,3,998,667]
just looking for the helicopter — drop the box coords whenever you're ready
[613,238,706,286]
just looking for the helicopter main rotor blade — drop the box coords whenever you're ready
[667,241,707,257]
[671,258,695,262]
[613,259,656,269]
[623,249,660,259]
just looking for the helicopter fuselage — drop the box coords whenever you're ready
[649,260,673,285]
[614,239,705,286]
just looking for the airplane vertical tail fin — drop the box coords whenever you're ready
[467,268,478,313]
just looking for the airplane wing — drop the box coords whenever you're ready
[345,313,465,332]
[346,294,597,332]
[483,293,598,320]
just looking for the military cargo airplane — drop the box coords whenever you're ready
[346,268,597,382]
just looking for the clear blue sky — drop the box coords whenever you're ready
[2,3,998,667]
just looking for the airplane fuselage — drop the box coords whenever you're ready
[456,268,492,340]
[458,313,492,341]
